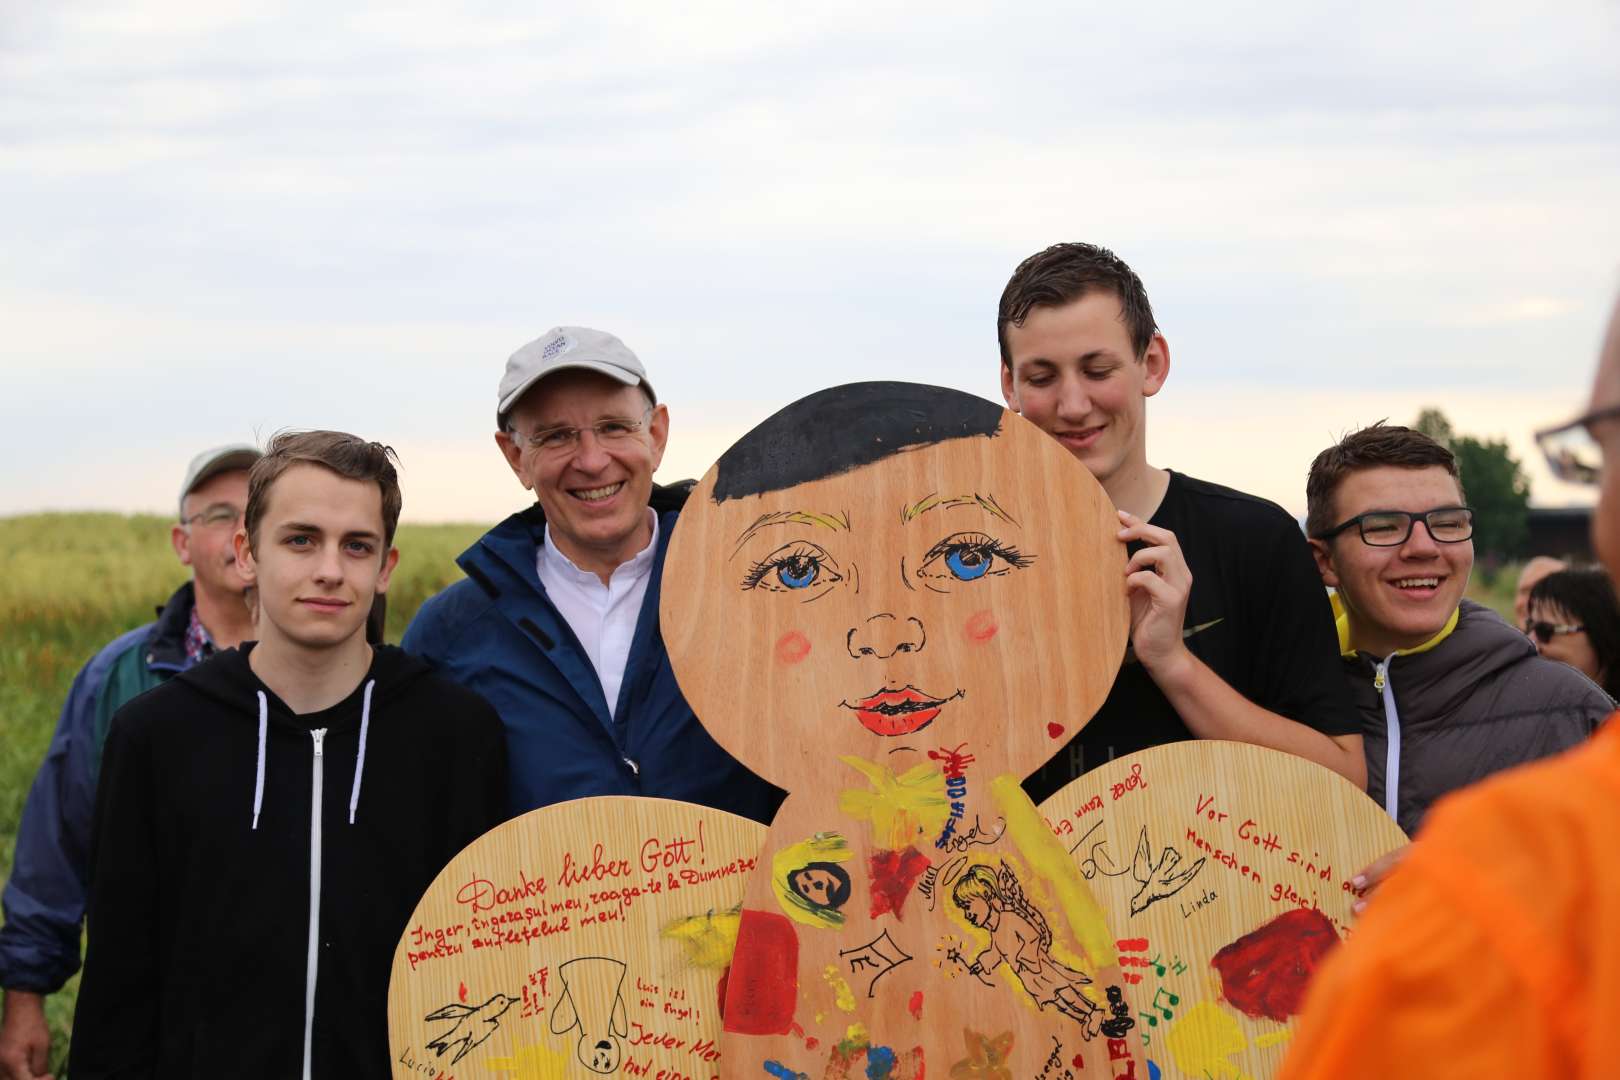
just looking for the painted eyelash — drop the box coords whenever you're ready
[740,542,827,590]
[921,532,1034,570]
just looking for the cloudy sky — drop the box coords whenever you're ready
[3,0,1618,522]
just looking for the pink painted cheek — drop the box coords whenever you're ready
[964,609,999,644]
[775,630,812,665]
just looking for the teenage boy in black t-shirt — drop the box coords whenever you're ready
[996,243,1363,804]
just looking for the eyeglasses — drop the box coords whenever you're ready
[1534,402,1620,486]
[511,408,653,456]
[1527,620,1584,645]
[1312,506,1475,546]
[183,503,245,529]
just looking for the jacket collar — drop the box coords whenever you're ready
[455,486,688,735]
[146,581,199,672]
[1334,592,1461,659]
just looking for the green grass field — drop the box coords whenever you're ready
[0,512,486,1074]
[0,511,1522,1073]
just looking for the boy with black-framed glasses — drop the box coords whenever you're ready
[1304,422,1608,836]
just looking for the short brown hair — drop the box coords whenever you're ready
[244,430,402,551]
[997,242,1159,365]
[1305,423,1462,539]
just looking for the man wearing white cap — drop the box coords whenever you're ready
[0,444,260,1080]
[403,328,780,823]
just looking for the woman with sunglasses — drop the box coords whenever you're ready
[1528,566,1620,702]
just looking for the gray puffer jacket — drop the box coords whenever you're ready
[1343,599,1613,836]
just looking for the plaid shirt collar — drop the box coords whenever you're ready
[184,604,217,664]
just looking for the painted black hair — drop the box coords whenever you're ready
[712,382,1003,503]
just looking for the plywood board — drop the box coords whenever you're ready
[1038,741,1408,1079]
[387,797,765,1080]
[661,383,1137,1078]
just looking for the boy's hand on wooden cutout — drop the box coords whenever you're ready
[1118,511,1194,676]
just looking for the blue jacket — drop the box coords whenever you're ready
[0,583,196,993]
[401,488,782,824]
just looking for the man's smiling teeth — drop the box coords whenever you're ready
[572,482,624,502]
[1394,577,1441,588]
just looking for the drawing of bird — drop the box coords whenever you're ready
[424,992,519,1065]
[1127,827,1206,915]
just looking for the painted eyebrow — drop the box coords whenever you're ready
[900,493,1017,526]
[732,510,849,556]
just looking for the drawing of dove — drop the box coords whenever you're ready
[1126,826,1206,915]
[424,992,518,1065]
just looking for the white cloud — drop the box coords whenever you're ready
[1,0,1617,519]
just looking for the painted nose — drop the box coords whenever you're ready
[846,613,926,659]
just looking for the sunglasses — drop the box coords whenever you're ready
[1526,620,1584,645]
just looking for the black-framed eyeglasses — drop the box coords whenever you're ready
[511,407,654,456]
[183,503,245,529]
[1534,402,1620,486]
[1527,620,1584,645]
[1311,506,1475,546]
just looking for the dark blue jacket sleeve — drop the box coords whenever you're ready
[0,632,137,992]
[67,709,162,1078]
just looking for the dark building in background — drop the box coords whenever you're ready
[1526,506,1594,561]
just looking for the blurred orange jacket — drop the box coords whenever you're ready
[1281,715,1619,1079]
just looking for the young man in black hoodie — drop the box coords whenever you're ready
[71,431,508,1079]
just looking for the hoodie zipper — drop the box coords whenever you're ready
[1372,659,1401,824]
[303,728,326,1080]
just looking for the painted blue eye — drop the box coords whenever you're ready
[743,542,845,595]
[776,556,820,589]
[944,548,990,581]
[916,531,1034,586]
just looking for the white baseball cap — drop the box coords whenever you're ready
[497,326,656,426]
[178,443,261,518]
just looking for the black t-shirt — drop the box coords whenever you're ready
[1023,471,1360,804]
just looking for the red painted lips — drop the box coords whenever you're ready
[839,685,963,736]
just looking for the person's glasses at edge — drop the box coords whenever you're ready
[1526,620,1585,645]
[510,407,654,455]
[183,503,245,529]
[1534,402,1620,486]
[1311,507,1475,547]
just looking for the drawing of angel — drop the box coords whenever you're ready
[951,863,1103,1038]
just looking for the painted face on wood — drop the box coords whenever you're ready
[664,382,1127,781]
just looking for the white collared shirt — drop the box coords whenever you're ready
[536,510,659,721]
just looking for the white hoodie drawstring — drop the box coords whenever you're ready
[252,691,269,830]
[348,679,374,825]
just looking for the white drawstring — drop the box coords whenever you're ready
[252,691,268,830]
[348,679,374,825]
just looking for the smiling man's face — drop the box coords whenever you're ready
[666,414,1127,778]
[1312,465,1473,656]
[498,369,667,576]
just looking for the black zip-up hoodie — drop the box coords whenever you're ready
[71,644,508,1079]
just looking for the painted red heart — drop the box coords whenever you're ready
[1047,722,1065,739]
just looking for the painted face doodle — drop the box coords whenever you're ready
[773,833,856,929]
[789,864,853,912]
[423,991,518,1065]
[549,957,631,1073]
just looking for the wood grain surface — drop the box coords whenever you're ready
[661,385,1137,1079]
[386,797,765,1080]
[1038,740,1408,1080]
